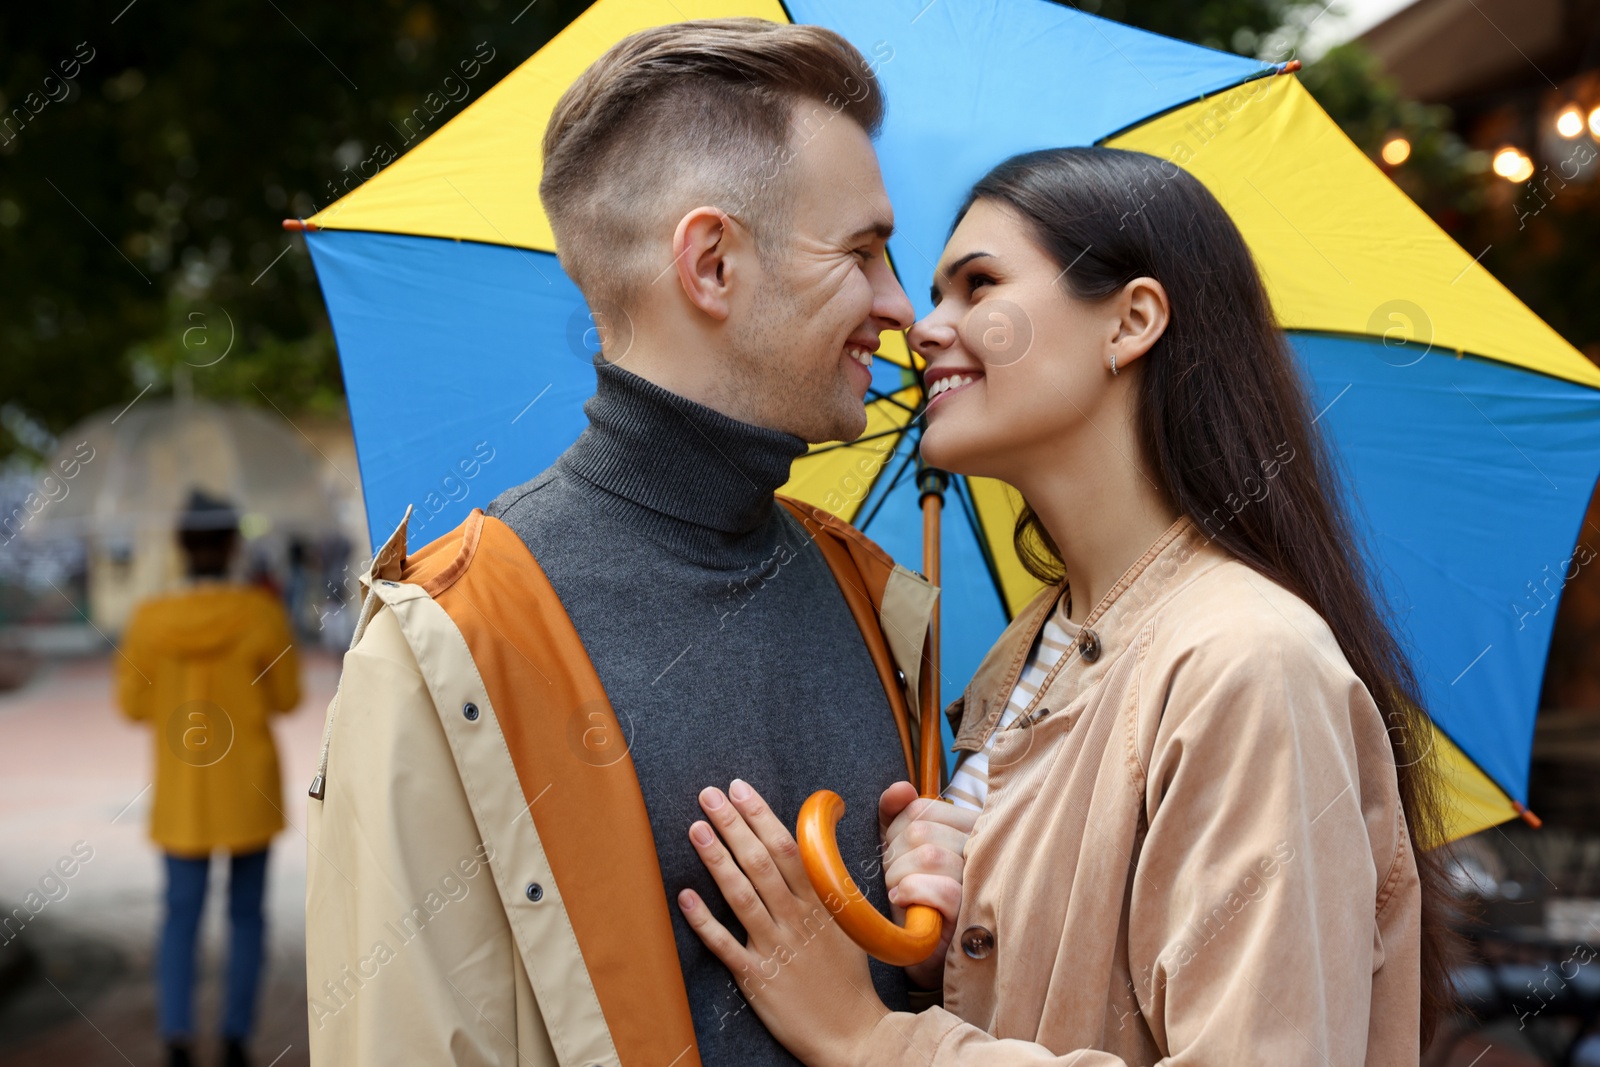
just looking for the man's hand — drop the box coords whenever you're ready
[678,779,888,1067]
[878,781,977,992]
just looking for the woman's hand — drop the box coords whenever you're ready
[678,779,888,1067]
[878,781,978,991]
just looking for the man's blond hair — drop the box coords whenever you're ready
[540,18,886,313]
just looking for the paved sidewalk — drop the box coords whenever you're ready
[0,650,336,1066]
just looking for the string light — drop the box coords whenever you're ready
[1381,135,1411,165]
[1556,106,1584,138]
[1492,146,1535,183]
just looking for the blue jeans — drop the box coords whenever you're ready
[158,849,269,1041]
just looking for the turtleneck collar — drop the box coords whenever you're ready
[557,357,808,566]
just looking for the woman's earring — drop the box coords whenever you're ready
[1110,352,1119,376]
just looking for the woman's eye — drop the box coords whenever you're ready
[967,272,995,294]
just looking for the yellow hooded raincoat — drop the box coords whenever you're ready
[117,582,301,856]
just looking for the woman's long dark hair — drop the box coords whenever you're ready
[955,146,1457,1038]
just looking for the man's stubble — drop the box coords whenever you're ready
[729,269,866,446]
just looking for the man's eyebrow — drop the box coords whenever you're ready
[929,250,994,303]
[845,221,895,243]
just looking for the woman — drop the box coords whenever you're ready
[675,146,1455,1064]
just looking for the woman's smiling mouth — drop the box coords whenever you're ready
[923,366,984,414]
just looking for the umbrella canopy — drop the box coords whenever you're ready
[296,0,1600,841]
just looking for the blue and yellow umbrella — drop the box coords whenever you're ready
[296,0,1600,841]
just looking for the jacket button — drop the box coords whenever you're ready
[526,882,543,902]
[1077,627,1101,662]
[960,925,995,959]
[463,702,480,721]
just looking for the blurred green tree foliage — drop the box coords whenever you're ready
[0,0,589,459]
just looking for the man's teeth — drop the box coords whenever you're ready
[846,345,874,368]
[928,374,976,398]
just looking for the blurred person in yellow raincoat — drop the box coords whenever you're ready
[117,490,301,1067]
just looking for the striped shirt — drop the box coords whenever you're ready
[947,592,1079,811]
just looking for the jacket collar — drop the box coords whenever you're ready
[952,514,1228,751]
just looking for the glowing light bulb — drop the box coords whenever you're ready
[1556,106,1584,138]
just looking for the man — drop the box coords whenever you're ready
[307,18,933,1066]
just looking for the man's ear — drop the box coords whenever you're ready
[673,206,738,321]
[1106,276,1170,373]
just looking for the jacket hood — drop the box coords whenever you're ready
[135,585,266,657]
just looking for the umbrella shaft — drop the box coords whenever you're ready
[919,491,943,799]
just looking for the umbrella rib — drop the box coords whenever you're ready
[865,387,922,416]
[1093,65,1286,147]
[855,439,918,534]
[805,426,908,457]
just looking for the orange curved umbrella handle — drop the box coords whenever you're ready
[796,789,942,967]
[797,471,947,967]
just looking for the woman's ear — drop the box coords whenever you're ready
[673,207,737,321]
[1107,276,1170,373]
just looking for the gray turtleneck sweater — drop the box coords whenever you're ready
[487,358,911,1064]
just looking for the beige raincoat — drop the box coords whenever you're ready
[858,516,1423,1066]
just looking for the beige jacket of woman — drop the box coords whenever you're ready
[861,516,1422,1066]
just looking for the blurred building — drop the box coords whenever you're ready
[1362,0,1600,229]
[1361,0,1599,106]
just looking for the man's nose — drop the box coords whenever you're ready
[870,258,916,332]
